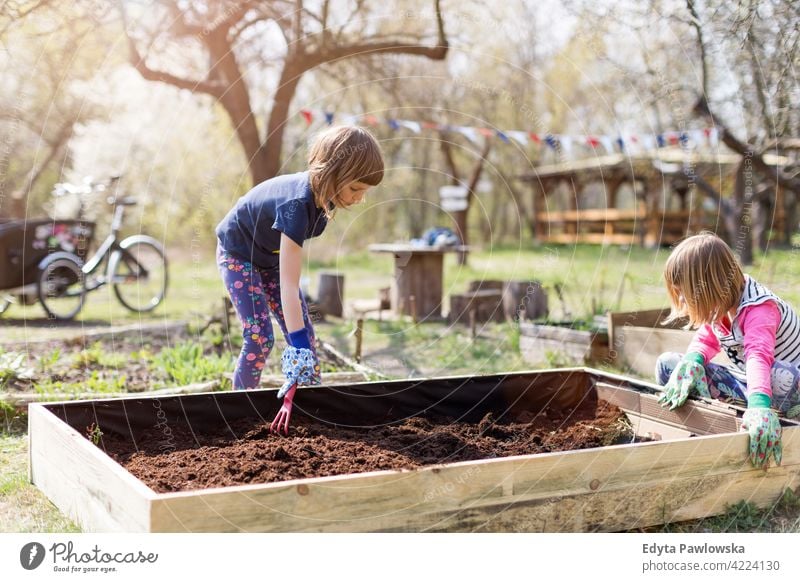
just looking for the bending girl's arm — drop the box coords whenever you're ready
[687,324,722,363]
[740,301,781,400]
[279,233,305,335]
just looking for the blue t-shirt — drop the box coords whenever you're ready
[215,171,328,269]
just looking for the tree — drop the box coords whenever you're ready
[684,0,800,262]
[0,3,112,218]
[120,0,449,185]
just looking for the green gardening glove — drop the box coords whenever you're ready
[741,393,782,469]
[658,353,711,410]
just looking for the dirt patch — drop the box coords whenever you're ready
[1,321,342,395]
[100,399,634,493]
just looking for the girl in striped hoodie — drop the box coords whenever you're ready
[655,232,800,468]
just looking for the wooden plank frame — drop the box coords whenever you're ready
[519,322,610,366]
[607,308,730,377]
[29,368,800,533]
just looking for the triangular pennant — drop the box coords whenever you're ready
[706,127,719,147]
[559,135,573,157]
[300,109,313,126]
[507,130,529,146]
[457,126,482,145]
[640,135,656,151]
[398,120,421,133]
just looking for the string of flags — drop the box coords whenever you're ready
[297,108,720,156]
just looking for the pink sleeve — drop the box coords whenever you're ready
[687,324,721,364]
[740,301,781,399]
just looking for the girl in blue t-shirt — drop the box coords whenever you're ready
[215,126,384,433]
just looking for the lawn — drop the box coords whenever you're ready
[2,241,800,532]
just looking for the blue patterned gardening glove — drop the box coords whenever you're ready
[658,352,711,410]
[741,393,782,469]
[277,346,321,398]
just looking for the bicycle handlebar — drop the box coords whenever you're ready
[52,174,124,198]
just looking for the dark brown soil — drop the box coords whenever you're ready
[100,400,634,493]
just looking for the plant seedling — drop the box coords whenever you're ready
[86,423,103,446]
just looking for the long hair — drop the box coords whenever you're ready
[308,125,384,217]
[663,232,745,329]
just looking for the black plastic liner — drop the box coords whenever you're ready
[43,369,653,447]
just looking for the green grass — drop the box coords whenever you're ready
[151,340,233,387]
[3,242,800,342]
[0,433,80,533]
[3,243,800,532]
[648,488,800,533]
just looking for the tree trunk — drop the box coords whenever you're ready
[208,33,270,185]
[259,59,305,183]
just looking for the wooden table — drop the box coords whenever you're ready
[368,244,469,320]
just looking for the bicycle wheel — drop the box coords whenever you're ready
[110,236,168,313]
[37,253,86,320]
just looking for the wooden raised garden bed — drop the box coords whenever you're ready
[607,308,729,378]
[29,368,800,532]
[519,321,610,366]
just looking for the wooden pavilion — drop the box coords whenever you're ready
[518,149,789,247]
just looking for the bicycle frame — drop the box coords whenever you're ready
[81,203,149,291]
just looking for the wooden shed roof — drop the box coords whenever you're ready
[518,148,789,181]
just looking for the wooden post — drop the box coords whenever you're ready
[222,296,233,343]
[354,318,363,363]
[469,307,477,338]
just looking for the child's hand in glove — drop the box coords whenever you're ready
[658,353,710,410]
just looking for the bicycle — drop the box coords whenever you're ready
[0,175,168,320]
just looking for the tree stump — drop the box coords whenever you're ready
[467,279,505,293]
[448,289,505,324]
[317,273,344,318]
[503,281,548,322]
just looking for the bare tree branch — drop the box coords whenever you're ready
[685,0,709,97]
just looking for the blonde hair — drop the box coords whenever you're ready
[663,232,745,329]
[308,125,384,217]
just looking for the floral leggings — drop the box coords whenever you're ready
[656,352,800,415]
[217,245,317,390]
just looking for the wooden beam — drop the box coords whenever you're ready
[149,426,800,532]
[28,404,155,532]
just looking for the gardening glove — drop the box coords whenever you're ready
[658,352,711,410]
[741,393,782,469]
[277,328,321,398]
[270,383,296,435]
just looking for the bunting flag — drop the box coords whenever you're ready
[294,107,721,159]
[398,120,421,133]
[456,126,481,144]
[507,130,529,146]
[544,134,559,150]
